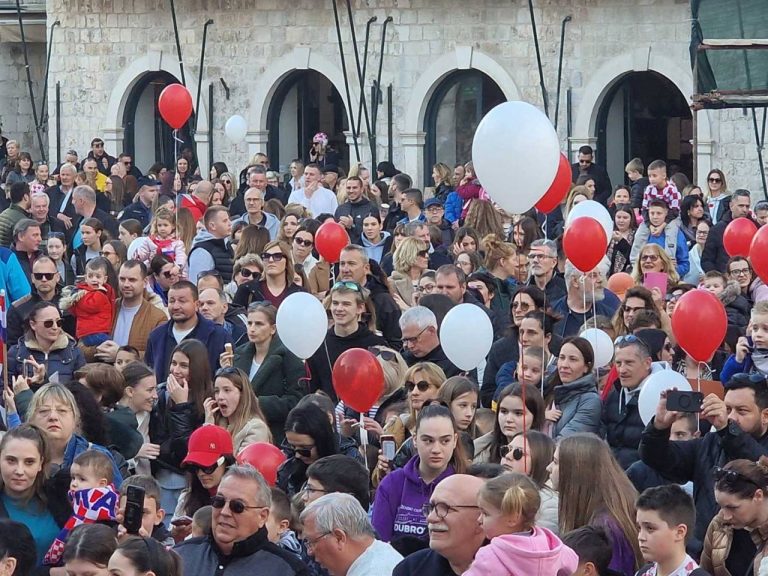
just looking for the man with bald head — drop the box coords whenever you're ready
[393,474,486,576]
[231,187,279,239]
[181,179,213,222]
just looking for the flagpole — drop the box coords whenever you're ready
[0,290,7,392]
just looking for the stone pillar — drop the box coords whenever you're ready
[246,131,269,159]
[195,129,210,179]
[102,128,125,158]
[401,131,426,184]
[567,136,598,162]
[695,139,715,187]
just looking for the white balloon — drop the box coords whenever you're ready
[276,292,327,360]
[439,304,494,371]
[472,101,560,214]
[224,114,248,144]
[566,200,613,248]
[579,328,614,368]
[638,370,692,425]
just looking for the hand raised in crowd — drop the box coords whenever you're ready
[25,356,46,385]
[338,215,353,229]
[700,393,728,431]
[135,442,161,460]
[735,336,752,363]
[376,451,391,476]
[167,374,189,405]
[653,388,680,430]
[11,374,30,395]
[56,213,73,230]
[203,397,220,424]
[219,349,234,369]
[3,386,16,416]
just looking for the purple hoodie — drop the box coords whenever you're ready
[371,455,455,542]
[464,526,579,576]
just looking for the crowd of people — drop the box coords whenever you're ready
[0,132,767,576]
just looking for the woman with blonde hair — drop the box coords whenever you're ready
[481,235,517,315]
[563,185,591,220]
[233,240,302,309]
[203,367,271,453]
[631,243,680,287]
[548,433,641,574]
[277,213,301,243]
[390,237,429,310]
[233,225,270,261]
[175,207,197,256]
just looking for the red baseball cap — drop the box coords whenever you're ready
[182,425,234,468]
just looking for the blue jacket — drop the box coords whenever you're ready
[551,289,621,338]
[646,228,690,277]
[8,333,85,383]
[0,246,31,304]
[144,313,234,382]
[444,192,462,224]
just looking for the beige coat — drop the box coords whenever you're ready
[231,417,271,455]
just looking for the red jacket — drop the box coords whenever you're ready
[71,283,115,338]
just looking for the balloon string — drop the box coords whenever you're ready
[540,216,547,395]
[298,361,312,393]
[522,371,528,475]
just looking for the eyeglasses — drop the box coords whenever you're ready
[239,268,258,278]
[301,482,330,496]
[640,254,659,262]
[401,326,428,345]
[294,237,314,247]
[708,177,722,183]
[417,283,436,293]
[730,268,751,277]
[713,466,764,490]
[261,252,286,262]
[405,380,432,393]
[696,229,709,236]
[210,495,267,514]
[500,445,524,460]
[332,281,362,292]
[623,305,646,314]
[528,253,555,261]
[222,180,232,185]
[421,501,479,520]
[302,532,332,550]
[512,301,531,311]
[368,346,397,361]
[417,250,429,258]
[188,456,225,475]
[33,272,56,281]
[41,319,63,328]
[287,443,315,458]
[663,343,674,352]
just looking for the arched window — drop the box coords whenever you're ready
[596,71,693,186]
[267,70,349,172]
[122,71,195,174]
[423,70,505,186]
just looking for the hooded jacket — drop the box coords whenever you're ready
[231,210,280,240]
[464,527,578,576]
[361,231,392,264]
[8,332,85,382]
[187,229,234,283]
[334,198,378,243]
[551,373,601,439]
[719,280,751,328]
[365,273,403,349]
[371,455,455,543]
[307,324,387,402]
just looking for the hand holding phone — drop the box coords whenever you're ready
[665,390,704,413]
[381,435,396,461]
[123,485,145,535]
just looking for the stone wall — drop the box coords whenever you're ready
[0,42,47,157]
[8,0,763,194]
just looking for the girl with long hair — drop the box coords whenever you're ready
[72,218,107,275]
[108,536,182,576]
[607,203,637,276]
[548,433,641,574]
[481,235,517,316]
[131,207,188,277]
[438,376,479,439]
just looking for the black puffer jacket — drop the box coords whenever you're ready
[149,385,202,474]
[601,379,646,469]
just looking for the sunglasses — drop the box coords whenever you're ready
[332,281,362,292]
[188,456,225,475]
[368,346,396,361]
[239,268,258,278]
[261,252,285,262]
[640,254,659,262]
[210,494,266,514]
[33,272,56,281]
[713,466,764,489]
[728,373,768,388]
[286,444,315,458]
[405,380,432,393]
[708,177,722,183]
[417,250,429,258]
[41,319,63,328]
[294,237,314,247]
[162,270,178,279]
[500,445,524,461]
[215,366,239,378]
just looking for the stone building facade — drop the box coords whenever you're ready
[0,0,764,195]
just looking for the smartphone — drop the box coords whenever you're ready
[170,516,193,527]
[666,390,704,413]
[381,435,396,461]
[123,485,145,535]
[643,272,668,294]
[22,360,34,379]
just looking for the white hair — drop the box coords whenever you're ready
[59,163,77,175]
[221,464,272,507]
[399,306,437,331]
[73,185,96,205]
[300,493,375,539]
[30,192,49,205]
[564,256,609,283]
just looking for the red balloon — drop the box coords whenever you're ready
[671,289,727,363]
[563,217,607,272]
[535,153,571,214]
[332,348,384,413]
[158,84,193,130]
[236,442,286,486]
[315,221,350,264]
[723,217,758,257]
[751,225,768,284]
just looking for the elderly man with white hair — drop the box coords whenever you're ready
[399,306,460,377]
[550,257,621,337]
[301,493,402,576]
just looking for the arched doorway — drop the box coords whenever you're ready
[122,71,195,174]
[266,70,349,173]
[596,71,693,187]
[423,70,506,186]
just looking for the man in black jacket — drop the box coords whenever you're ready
[701,189,755,273]
[570,145,612,206]
[399,306,460,377]
[87,137,116,176]
[72,185,119,241]
[339,245,402,348]
[120,178,159,228]
[639,373,768,571]
[334,177,377,244]
[230,166,286,216]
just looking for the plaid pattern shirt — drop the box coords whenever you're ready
[642,181,681,211]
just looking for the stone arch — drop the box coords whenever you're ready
[401,46,522,179]
[572,48,713,181]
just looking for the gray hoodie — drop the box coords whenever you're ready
[361,230,391,264]
[232,210,280,240]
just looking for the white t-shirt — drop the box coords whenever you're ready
[172,325,195,344]
[288,186,338,217]
[249,360,261,381]
[113,302,141,346]
[346,540,403,576]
